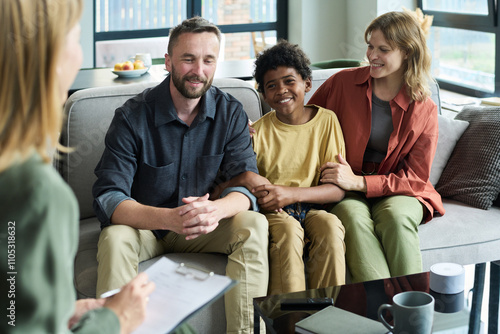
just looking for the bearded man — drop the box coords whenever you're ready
[92,17,269,334]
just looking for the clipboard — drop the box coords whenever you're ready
[132,257,237,334]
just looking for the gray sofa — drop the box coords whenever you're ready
[58,68,500,334]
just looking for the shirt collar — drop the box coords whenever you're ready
[392,86,412,112]
[355,66,412,112]
[153,75,216,127]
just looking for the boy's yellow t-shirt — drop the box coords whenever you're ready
[251,105,346,188]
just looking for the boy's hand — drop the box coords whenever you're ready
[252,184,295,211]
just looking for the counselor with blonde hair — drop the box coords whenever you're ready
[0,1,155,333]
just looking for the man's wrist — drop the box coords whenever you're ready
[220,186,259,211]
[215,191,252,218]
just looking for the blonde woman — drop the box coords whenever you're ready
[0,1,155,333]
[309,11,445,283]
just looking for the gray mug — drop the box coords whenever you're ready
[378,291,434,334]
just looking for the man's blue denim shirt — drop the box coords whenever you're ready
[92,76,259,238]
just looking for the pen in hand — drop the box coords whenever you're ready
[100,288,121,299]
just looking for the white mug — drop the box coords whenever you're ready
[133,53,152,67]
[378,291,434,334]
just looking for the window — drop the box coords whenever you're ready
[422,0,489,14]
[419,0,499,97]
[94,0,287,67]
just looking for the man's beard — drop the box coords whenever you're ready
[171,65,213,99]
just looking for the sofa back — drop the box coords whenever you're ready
[57,78,262,219]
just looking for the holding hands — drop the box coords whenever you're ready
[252,184,294,212]
[320,154,367,193]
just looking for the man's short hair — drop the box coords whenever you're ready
[168,16,222,54]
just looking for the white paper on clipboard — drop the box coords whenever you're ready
[132,257,236,334]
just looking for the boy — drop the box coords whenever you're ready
[250,40,347,294]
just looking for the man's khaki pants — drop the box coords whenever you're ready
[97,211,269,334]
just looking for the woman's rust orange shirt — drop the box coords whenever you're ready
[308,66,445,221]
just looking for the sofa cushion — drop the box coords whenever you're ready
[495,195,500,207]
[59,82,159,219]
[419,199,500,270]
[429,115,469,186]
[436,106,500,209]
[212,78,262,122]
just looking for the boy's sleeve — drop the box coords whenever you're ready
[219,105,259,180]
[322,111,346,164]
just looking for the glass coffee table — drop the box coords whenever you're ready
[253,261,499,333]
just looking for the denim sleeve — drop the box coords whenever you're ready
[93,191,136,228]
[220,186,259,212]
[218,102,259,180]
[92,104,140,226]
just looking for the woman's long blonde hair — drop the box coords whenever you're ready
[0,0,83,172]
[365,10,433,102]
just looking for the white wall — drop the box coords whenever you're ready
[81,0,94,69]
[345,0,377,61]
[288,0,417,64]
[288,0,347,63]
[378,0,416,14]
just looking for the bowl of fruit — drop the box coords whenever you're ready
[112,60,149,77]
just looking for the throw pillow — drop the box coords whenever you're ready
[436,106,500,209]
[429,115,469,186]
[494,195,500,208]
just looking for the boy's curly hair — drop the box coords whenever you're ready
[253,39,312,94]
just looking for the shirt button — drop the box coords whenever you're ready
[181,174,187,180]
